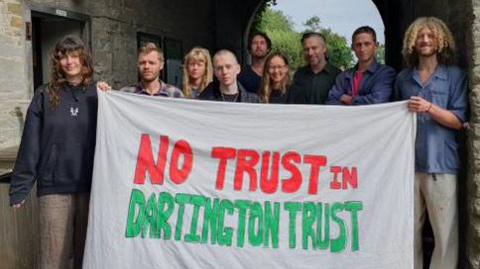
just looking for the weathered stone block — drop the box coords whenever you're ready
[9,16,23,29]
[7,3,23,16]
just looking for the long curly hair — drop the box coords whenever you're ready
[402,17,456,68]
[182,47,213,98]
[258,52,291,103]
[49,36,94,109]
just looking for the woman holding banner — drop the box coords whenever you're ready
[9,35,97,269]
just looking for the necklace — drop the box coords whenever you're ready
[221,92,239,102]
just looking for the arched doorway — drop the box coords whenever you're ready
[238,1,477,268]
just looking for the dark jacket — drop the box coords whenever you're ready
[199,81,259,103]
[9,83,98,205]
[326,60,396,105]
[287,63,341,105]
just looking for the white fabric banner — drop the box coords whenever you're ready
[83,91,415,269]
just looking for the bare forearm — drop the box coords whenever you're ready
[409,96,463,130]
[427,103,463,130]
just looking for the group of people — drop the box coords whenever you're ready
[9,16,468,269]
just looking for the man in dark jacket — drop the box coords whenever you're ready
[326,26,395,105]
[199,50,259,103]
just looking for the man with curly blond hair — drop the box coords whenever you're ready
[395,17,468,269]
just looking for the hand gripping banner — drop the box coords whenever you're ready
[83,91,415,269]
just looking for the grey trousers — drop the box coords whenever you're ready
[38,193,90,269]
[414,173,458,269]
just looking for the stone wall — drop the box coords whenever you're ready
[0,0,31,150]
[467,0,480,267]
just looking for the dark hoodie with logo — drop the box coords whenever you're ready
[9,83,98,205]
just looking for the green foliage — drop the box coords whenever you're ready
[256,9,295,33]
[254,9,354,71]
[268,31,305,69]
[320,28,353,70]
[376,44,385,64]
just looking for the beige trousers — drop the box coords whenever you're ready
[414,172,458,269]
[38,193,90,269]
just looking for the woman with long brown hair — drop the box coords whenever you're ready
[258,52,291,104]
[10,35,97,269]
[182,47,213,98]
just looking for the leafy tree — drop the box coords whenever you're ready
[320,28,353,69]
[303,16,322,32]
[256,9,295,34]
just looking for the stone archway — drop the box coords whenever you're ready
[240,0,480,267]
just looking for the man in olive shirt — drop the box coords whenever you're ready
[287,32,341,104]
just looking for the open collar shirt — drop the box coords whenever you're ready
[395,64,468,174]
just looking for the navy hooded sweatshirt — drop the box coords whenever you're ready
[9,83,98,205]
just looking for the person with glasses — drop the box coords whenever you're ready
[258,52,291,104]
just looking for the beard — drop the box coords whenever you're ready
[253,50,268,60]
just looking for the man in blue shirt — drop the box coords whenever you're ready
[326,26,395,105]
[395,17,468,269]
